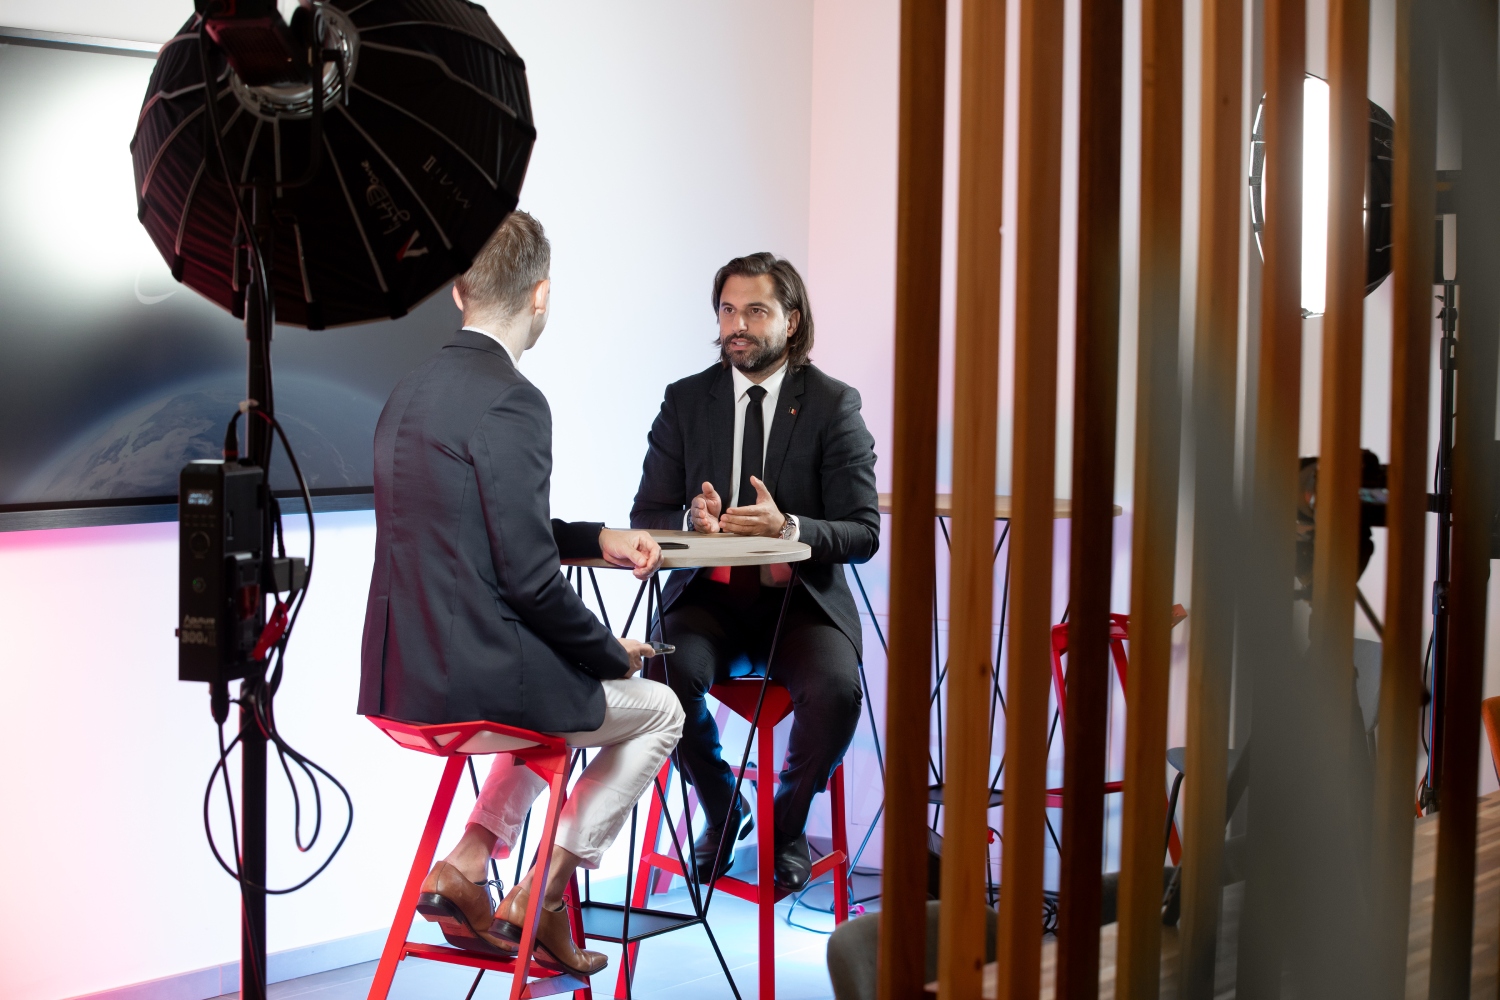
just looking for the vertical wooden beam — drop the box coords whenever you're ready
[937,0,1007,997]
[1177,0,1242,995]
[1054,0,1123,995]
[1229,0,1266,794]
[1234,0,1302,993]
[1430,2,1500,995]
[877,3,947,1000]
[993,2,1065,999]
[1308,0,1369,772]
[1115,0,1184,992]
[1370,0,1435,994]
[1291,3,1374,991]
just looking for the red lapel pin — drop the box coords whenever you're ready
[789,407,797,415]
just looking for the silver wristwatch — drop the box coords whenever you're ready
[778,514,796,540]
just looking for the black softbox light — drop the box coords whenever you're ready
[131,0,536,329]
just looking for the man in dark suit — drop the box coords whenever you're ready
[631,252,879,890]
[360,212,682,975]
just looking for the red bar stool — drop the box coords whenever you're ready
[366,715,593,1000]
[623,678,850,1000]
[1047,611,1184,862]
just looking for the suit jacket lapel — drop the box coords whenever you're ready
[707,366,735,504]
[763,365,804,495]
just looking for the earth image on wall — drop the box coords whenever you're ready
[15,374,383,503]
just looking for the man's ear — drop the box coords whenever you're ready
[786,309,801,338]
[451,284,465,313]
[533,278,551,315]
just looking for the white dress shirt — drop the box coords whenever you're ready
[685,362,800,562]
[463,324,523,364]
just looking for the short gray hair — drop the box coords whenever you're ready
[455,211,550,317]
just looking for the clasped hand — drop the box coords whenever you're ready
[689,477,786,538]
[598,527,661,579]
[597,528,661,675]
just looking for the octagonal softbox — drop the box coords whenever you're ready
[131,0,535,329]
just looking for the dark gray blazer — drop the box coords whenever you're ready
[630,362,880,657]
[359,329,629,733]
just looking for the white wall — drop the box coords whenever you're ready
[0,4,813,998]
[803,0,899,859]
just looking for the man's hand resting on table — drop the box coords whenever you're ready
[617,638,656,677]
[689,481,723,533]
[598,528,662,579]
[720,476,787,538]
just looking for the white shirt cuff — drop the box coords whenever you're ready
[683,510,693,531]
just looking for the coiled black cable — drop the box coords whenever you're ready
[202,406,353,897]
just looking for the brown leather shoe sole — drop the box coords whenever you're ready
[494,886,607,976]
[417,891,518,957]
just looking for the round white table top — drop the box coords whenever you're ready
[562,529,811,570]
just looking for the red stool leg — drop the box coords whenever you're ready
[564,876,593,1000]
[367,756,467,1000]
[757,718,776,1000]
[646,761,676,896]
[510,761,571,1000]
[830,764,850,925]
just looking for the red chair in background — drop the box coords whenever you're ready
[1047,610,1185,864]
[365,716,592,1000]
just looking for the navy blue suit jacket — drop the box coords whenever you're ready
[359,329,629,732]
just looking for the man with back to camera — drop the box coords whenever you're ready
[631,252,880,889]
[359,211,683,976]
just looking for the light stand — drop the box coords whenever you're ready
[196,7,326,989]
[148,3,533,991]
[238,180,276,1000]
[1423,204,1459,812]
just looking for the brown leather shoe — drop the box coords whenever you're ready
[495,883,608,976]
[415,861,516,956]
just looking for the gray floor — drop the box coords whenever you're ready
[212,876,855,1000]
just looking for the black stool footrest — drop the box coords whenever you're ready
[577,901,704,944]
[929,782,1004,809]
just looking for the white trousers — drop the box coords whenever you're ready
[468,677,684,869]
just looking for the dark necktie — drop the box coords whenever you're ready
[729,385,768,604]
[738,385,768,508]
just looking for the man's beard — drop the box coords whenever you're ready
[720,334,788,373]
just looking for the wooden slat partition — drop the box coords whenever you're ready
[1295,3,1374,992]
[1054,0,1123,994]
[877,3,947,1000]
[1234,0,1303,992]
[993,1,1065,997]
[1370,0,1435,995]
[1307,0,1369,781]
[1115,0,1183,993]
[1176,0,1241,994]
[1311,1,1372,653]
[937,0,1007,996]
[1430,2,1500,995]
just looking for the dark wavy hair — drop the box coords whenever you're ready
[711,252,815,370]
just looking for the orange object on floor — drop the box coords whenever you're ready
[1481,697,1500,785]
[365,715,592,1000]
